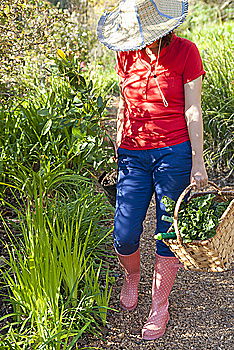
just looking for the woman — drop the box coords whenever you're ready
[97,0,208,340]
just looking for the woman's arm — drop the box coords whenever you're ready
[184,76,208,189]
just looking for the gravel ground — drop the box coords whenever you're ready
[84,199,234,350]
[82,99,234,350]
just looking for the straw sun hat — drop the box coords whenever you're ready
[97,0,188,51]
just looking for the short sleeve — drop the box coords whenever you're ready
[183,43,206,84]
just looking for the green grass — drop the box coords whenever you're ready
[0,51,116,348]
[184,22,233,175]
[0,181,114,348]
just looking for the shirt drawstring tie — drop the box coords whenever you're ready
[140,38,169,108]
[153,38,169,108]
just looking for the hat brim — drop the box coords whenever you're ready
[97,0,188,51]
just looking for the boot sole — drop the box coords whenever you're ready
[142,314,170,340]
[142,328,166,340]
[120,300,138,311]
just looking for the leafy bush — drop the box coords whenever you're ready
[0,50,115,190]
[0,0,96,102]
[0,50,116,347]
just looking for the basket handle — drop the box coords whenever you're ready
[173,181,222,245]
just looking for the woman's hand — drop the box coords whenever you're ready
[190,160,208,189]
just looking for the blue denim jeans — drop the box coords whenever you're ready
[113,141,192,257]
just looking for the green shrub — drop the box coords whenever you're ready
[0,50,117,347]
[0,50,115,188]
[0,0,96,102]
[0,181,114,348]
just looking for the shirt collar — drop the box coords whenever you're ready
[139,34,177,66]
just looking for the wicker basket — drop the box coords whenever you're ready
[163,181,234,272]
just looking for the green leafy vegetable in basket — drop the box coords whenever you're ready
[160,194,231,243]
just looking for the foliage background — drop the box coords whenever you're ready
[0,0,96,101]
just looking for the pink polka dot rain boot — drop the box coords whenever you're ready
[117,249,140,311]
[142,253,182,340]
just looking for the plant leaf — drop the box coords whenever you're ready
[57,49,67,60]
[97,96,103,108]
[41,119,52,136]
[37,108,50,117]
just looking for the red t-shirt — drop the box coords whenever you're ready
[115,35,206,150]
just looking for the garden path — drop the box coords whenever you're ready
[85,198,233,350]
[83,97,234,350]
